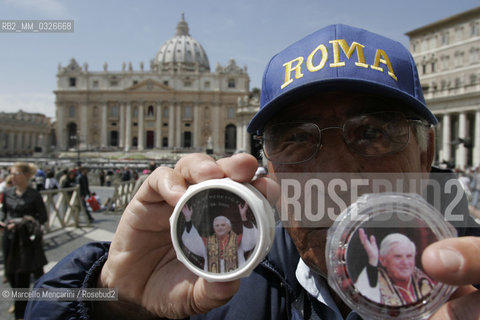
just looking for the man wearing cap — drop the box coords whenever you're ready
[26,24,480,319]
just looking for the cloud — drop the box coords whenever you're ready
[0,93,55,119]
[3,0,68,17]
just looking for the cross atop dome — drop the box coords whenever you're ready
[175,12,189,36]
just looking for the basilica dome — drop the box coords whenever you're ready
[155,14,210,72]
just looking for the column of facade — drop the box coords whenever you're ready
[243,125,251,154]
[23,132,30,152]
[168,104,175,148]
[18,132,24,153]
[119,103,125,148]
[37,133,45,154]
[27,133,32,153]
[31,132,36,151]
[212,104,221,153]
[456,112,468,169]
[0,130,4,156]
[32,134,37,150]
[26,132,31,151]
[26,133,32,152]
[193,104,200,149]
[29,133,34,152]
[33,133,39,147]
[0,130,3,156]
[17,132,22,153]
[176,104,182,147]
[442,114,451,163]
[80,103,88,149]
[155,104,162,148]
[125,103,132,151]
[474,111,480,167]
[236,123,243,152]
[9,132,15,155]
[101,103,108,148]
[137,104,144,150]
[27,132,33,152]
[18,131,24,153]
[21,132,26,152]
[27,133,32,152]
[57,103,65,150]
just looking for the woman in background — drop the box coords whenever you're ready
[1,162,48,319]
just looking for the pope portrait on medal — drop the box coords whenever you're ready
[176,188,259,274]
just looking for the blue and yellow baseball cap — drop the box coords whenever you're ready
[247,24,437,134]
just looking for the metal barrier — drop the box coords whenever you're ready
[105,180,136,213]
[38,180,136,234]
[40,186,83,233]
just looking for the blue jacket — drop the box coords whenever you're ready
[26,222,361,320]
[25,168,480,319]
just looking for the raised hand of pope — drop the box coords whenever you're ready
[98,153,273,319]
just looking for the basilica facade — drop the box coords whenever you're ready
[55,15,257,156]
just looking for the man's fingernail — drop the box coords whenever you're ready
[438,248,464,272]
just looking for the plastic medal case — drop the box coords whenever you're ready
[326,192,457,320]
[170,178,275,282]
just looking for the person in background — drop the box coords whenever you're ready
[75,167,95,223]
[57,169,69,188]
[1,162,47,319]
[470,167,480,209]
[0,175,13,205]
[34,169,46,191]
[99,169,106,187]
[60,170,76,189]
[105,170,114,187]
[45,170,60,190]
[121,167,131,181]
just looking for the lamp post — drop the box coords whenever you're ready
[70,134,81,167]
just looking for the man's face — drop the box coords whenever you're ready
[266,92,433,276]
[213,218,231,238]
[379,242,416,283]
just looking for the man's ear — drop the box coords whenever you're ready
[379,256,386,267]
[420,128,435,174]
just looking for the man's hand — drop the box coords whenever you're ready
[97,153,277,319]
[422,236,480,319]
[238,202,248,221]
[358,228,378,267]
[181,204,193,222]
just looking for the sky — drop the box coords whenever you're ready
[0,0,478,119]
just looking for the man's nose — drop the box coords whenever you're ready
[312,130,359,172]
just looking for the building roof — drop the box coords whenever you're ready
[405,6,480,36]
[155,14,210,72]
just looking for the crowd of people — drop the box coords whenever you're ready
[0,162,160,319]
